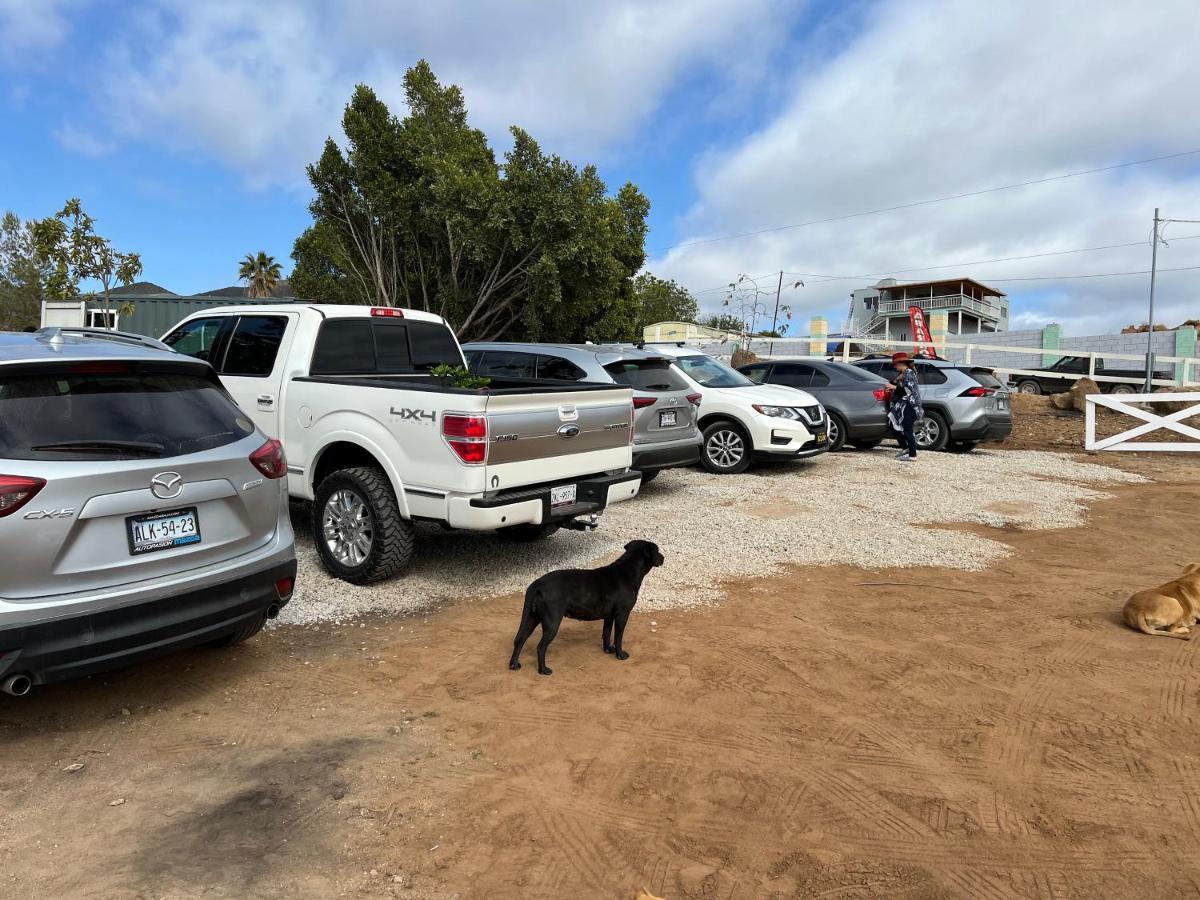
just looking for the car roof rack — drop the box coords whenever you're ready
[35,326,174,353]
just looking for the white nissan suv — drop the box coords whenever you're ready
[647,345,829,474]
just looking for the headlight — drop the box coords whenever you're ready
[752,404,799,419]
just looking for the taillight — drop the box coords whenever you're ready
[960,387,996,398]
[872,388,889,402]
[443,414,487,464]
[0,475,46,517]
[370,307,404,318]
[686,393,702,406]
[275,576,295,599]
[632,396,657,409]
[249,438,287,479]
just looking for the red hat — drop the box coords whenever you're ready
[891,352,911,365]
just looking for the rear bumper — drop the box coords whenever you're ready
[0,558,296,686]
[632,437,702,473]
[449,470,642,530]
[952,415,1013,443]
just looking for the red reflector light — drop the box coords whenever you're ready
[370,307,404,318]
[0,475,46,517]
[249,438,287,479]
[872,388,889,401]
[960,387,996,398]
[69,361,133,374]
[442,414,487,464]
[686,393,702,406]
[275,577,295,599]
[632,396,657,409]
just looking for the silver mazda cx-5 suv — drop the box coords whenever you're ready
[0,328,296,696]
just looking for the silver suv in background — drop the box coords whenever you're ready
[852,356,1012,452]
[0,328,296,695]
[463,343,702,481]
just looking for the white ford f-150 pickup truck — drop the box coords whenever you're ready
[162,305,640,583]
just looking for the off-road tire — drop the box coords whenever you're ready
[313,466,413,584]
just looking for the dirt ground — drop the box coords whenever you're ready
[3,453,1200,899]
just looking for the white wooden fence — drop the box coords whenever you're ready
[1084,393,1200,452]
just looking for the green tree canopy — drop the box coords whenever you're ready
[700,313,745,333]
[632,273,698,330]
[0,212,47,331]
[239,251,283,298]
[32,198,142,327]
[290,62,649,342]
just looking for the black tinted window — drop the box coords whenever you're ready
[967,368,1004,389]
[223,316,287,377]
[772,364,812,388]
[537,355,586,381]
[408,321,462,370]
[828,362,883,382]
[916,363,948,385]
[740,364,768,384]
[463,349,483,370]
[0,367,254,460]
[374,322,412,371]
[808,368,831,387]
[479,351,536,379]
[311,320,376,375]
[604,360,688,391]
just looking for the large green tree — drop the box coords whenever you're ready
[290,62,649,342]
[0,212,46,331]
[633,273,698,330]
[32,199,143,328]
[239,251,283,298]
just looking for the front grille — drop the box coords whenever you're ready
[796,405,825,427]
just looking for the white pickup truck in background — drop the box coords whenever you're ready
[162,305,640,583]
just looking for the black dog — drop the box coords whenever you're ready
[509,540,665,676]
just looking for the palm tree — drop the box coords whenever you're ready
[238,251,282,298]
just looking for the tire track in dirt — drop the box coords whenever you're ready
[1157,639,1195,723]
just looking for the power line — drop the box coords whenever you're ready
[987,264,1200,283]
[650,147,1200,254]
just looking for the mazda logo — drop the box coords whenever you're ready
[151,471,184,500]
[556,424,581,439]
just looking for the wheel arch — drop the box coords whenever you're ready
[311,439,410,519]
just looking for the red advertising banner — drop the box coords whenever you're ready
[909,306,937,358]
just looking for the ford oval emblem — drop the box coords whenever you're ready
[557,424,581,439]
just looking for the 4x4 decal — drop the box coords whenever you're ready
[390,407,436,423]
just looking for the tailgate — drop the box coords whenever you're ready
[483,387,633,488]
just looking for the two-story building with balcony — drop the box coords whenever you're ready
[848,277,1009,341]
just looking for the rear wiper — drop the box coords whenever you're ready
[31,440,165,457]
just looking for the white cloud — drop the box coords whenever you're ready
[651,0,1200,335]
[90,0,791,188]
[52,122,114,157]
[0,0,74,51]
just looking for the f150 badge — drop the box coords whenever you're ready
[390,407,436,423]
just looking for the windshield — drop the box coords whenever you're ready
[674,355,755,388]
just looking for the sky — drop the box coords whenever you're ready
[2,0,1198,336]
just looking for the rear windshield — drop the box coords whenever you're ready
[966,367,1005,389]
[310,319,463,376]
[0,367,255,461]
[603,360,689,392]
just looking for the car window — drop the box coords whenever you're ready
[808,367,831,387]
[407,321,463,370]
[374,322,412,371]
[478,350,537,379]
[311,320,376,375]
[872,364,899,381]
[537,354,587,381]
[829,362,885,382]
[0,366,255,461]
[462,349,483,370]
[771,364,812,388]
[675,355,754,388]
[310,319,462,376]
[222,315,287,377]
[915,363,948,385]
[740,364,768,384]
[163,317,226,363]
[604,359,689,391]
[966,368,1004,389]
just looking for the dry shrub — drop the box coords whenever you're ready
[731,347,759,368]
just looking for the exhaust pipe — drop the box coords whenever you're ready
[2,673,33,697]
[265,603,281,620]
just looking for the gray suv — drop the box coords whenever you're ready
[852,356,1012,452]
[463,342,702,480]
[0,328,296,695]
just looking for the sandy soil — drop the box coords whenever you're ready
[2,454,1199,899]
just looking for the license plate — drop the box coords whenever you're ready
[659,410,677,427]
[127,507,201,555]
[815,431,827,443]
[550,484,576,509]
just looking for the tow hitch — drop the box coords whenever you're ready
[562,514,601,532]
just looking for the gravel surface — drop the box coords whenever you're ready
[279,448,1145,625]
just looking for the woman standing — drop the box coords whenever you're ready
[887,352,923,461]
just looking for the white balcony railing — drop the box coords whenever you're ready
[877,294,1002,320]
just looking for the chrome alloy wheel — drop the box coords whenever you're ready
[706,429,745,468]
[913,415,941,449]
[322,488,374,567]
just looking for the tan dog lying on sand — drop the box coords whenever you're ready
[1123,564,1200,639]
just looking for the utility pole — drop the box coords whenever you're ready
[771,270,783,334]
[1145,208,1160,390]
